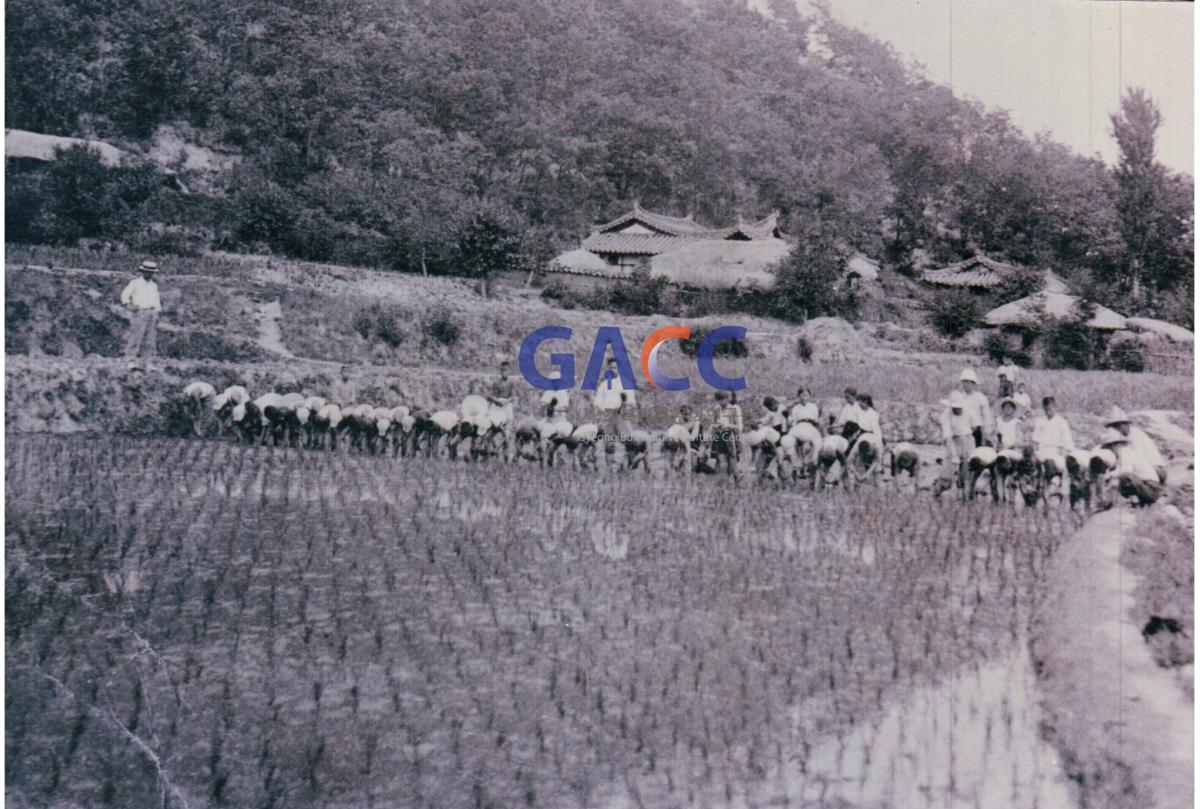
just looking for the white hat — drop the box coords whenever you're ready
[1104,406,1131,426]
[947,390,967,409]
[959,369,979,383]
[138,260,159,273]
[1099,428,1129,447]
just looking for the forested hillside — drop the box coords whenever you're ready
[5,0,1193,323]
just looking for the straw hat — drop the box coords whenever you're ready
[138,260,159,273]
[1104,406,1131,426]
[1099,428,1129,447]
[959,368,979,384]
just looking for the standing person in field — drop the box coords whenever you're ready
[709,391,740,476]
[1102,406,1167,504]
[330,364,360,406]
[993,398,1026,454]
[1011,381,1033,414]
[788,387,820,429]
[940,390,974,497]
[488,359,516,427]
[957,369,993,447]
[727,391,745,462]
[593,357,636,464]
[1032,396,1074,497]
[121,260,162,359]
[996,356,1019,399]
[832,387,862,439]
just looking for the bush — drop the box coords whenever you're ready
[161,331,269,363]
[424,309,462,346]
[990,268,1045,305]
[796,336,813,362]
[981,331,1013,364]
[1105,338,1146,373]
[1038,319,1106,370]
[926,292,982,339]
[540,280,583,310]
[679,327,748,359]
[352,304,407,348]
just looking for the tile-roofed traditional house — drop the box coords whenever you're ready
[550,203,789,288]
[920,254,1018,290]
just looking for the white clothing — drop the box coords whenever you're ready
[120,277,161,311]
[995,417,1022,449]
[1115,427,1164,481]
[789,402,820,424]
[834,402,862,427]
[856,408,881,436]
[1032,414,1074,455]
[962,390,993,433]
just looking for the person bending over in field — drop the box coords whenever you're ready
[1099,406,1167,507]
[940,390,974,498]
[848,393,883,483]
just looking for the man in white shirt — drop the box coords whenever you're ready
[1032,397,1074,457]
[1102,406,1167,504]
[940,390,974,497]
[787,387,820,428]
[593,357,636,464]
[1011,382,1033,414]
[120,260,162,358]
[833,387,862,439]
[958,369,993,446]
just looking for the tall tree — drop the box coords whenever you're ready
[1110,87,1191,300]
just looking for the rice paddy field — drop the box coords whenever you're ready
[6,435,1083,809]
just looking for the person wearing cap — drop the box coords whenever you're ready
[120,260,162,358]
[1099,426,1164,506]
[996,356,1019,399]
[940,390,974,495]
[958,369,994,447]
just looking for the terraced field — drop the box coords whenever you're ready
[6,435,1080,808]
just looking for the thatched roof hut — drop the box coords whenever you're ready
[1125,317,1194,344]
[922,254,1017,290]
[649,239,788,290]
[984,292,1126,330]
[548,248,626,278]
[6,128,125,167]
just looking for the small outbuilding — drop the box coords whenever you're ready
[921,254,1018,291]
[984,291,1127,331]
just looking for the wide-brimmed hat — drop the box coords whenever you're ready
[959,369,979,384]
[1104,406,1131,426]
[138,260,160,273]
[1100,428,1129,447]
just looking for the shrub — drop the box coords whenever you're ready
[540,280,583,310]
[990,268,1044,305]
[796,336,813,362]
[926,292,982,339]
[161,331,269,363]
[679,327,748,359]
[1038,320,1106,370]
[352,304,407,348]
[1105,338,1146,373]
[424,309,462,346]
[981,331,1013,364]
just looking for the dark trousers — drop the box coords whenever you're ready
[999,379,1013,398]
[1118,475,1162,506]
[972,427,984,447]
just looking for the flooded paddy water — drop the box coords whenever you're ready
[7,436,1082,808]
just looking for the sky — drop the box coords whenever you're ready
[810,0,1194,175]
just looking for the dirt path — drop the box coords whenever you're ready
[255,299,293,357]
[1033,506,1194,809]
